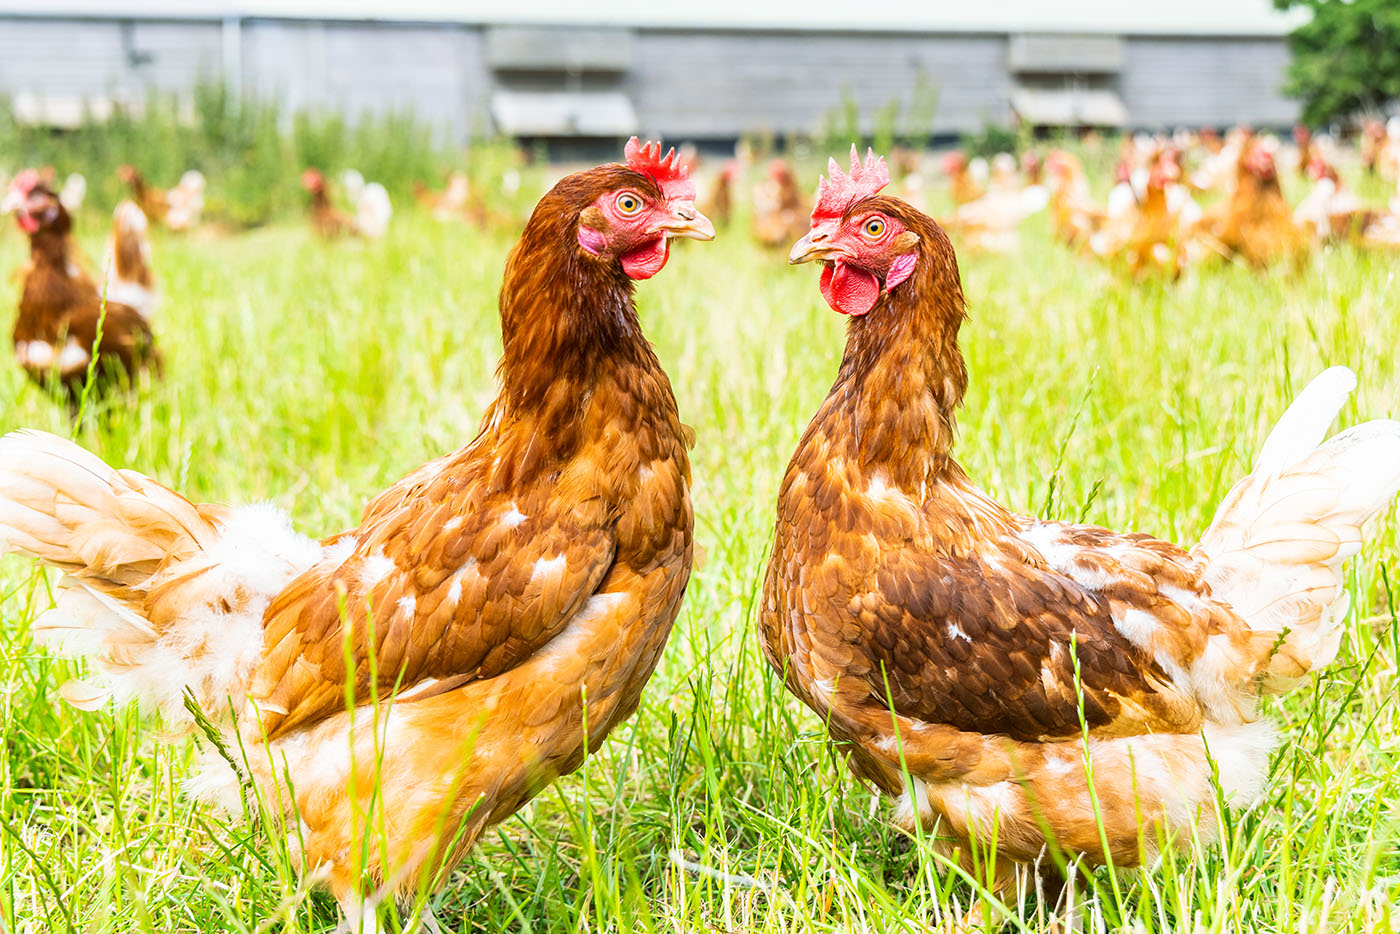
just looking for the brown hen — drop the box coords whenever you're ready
[2,171,158,408]
[764,147,1400,917]
[117,164,170,224]
[1198,137,1307,266]
[0,140,713,929]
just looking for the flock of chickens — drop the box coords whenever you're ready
[724,120,1400,278]
[0,162,397,407]
[7,122,1399,416]
[0,131,1397,931]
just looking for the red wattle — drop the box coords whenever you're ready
[621,236,669,280]
[16,212,38,235]
[819,261,880,316]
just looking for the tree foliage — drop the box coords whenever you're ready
[1276,0,1400,125]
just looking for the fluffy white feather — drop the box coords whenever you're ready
[1198,368,1400,688]
[0,430,324,722]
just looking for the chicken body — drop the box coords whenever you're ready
[1199,141,1307,266]
[939,168,1049,255]
[104,201,158,319]
[752,159,809,249]
[164,170,206,231]
[1044,151,1106,249]
[768,180,1400,900]
[302,168,355,238]
[303,168,393,239]
[1105,152,1205,278]
[118,165,169,224]
[0,157,711,924]
[3,174,158,406]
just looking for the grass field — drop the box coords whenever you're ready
[0,175,1398,933]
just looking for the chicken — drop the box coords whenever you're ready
[700,159,739,228]
[1189,126,1245,194]
[1,171,158,408]
[938,153,1049,254]
[103,201,158,320]
[1361,118,1388,178]
[768,146,1400,919]
[342,169,394,238]
[1198,138,1306,267]
[1292,125,1315,181]
[416,171,505,228]
[302,168,393,239]
[164,170,206,231]
[1105,159,1141,223]
[1043,150,1105,249]
[1100,149,1208,278]
[752,158,808,249]
[415,171,471,221]
[1293,158,1378,242]
[1384,118,1400,180]
[941,151,986,207]
[301,168,354,238]
[117,164,169,224]
[1087,161,1142,261]
[0,139,712,930]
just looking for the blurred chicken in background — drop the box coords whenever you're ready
[752,158,807,249]
[104,201,158,320]
[164,171,206,231]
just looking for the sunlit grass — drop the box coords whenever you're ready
[0,173,1397,932]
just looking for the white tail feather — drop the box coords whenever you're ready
[0,430,322,721]
[1251,365,1357,476]
[1198,369,1400,689]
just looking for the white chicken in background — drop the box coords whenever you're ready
[341,168,393,239]
[164,171,206,231]
[103,202,158,321]
[58,173,86,213]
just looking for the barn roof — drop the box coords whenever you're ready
[5,0,1305,37]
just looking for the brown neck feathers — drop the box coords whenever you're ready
[474,166,678,486]
[828,206,969,486]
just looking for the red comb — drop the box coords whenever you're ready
[624,137,695,201]
[812,145,890,224]
[10,168,40,195]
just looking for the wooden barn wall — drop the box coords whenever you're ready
[0,17,1298,140]
[240,20,489,141]
[0,18,222,102]
[1118,37,1297,129]
[628,30,1011,138]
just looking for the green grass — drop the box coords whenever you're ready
[0,171,1399,934]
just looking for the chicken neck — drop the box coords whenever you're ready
[821,217,970,493]
[481,190,683,486]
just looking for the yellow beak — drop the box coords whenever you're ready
[788,224,842,264]
[656,203,716,241]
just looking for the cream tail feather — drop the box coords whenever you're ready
[1196,366,1400,691]
[0,430,322,722]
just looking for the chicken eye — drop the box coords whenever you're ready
[863,217,886,239]
[616,192,643,216]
